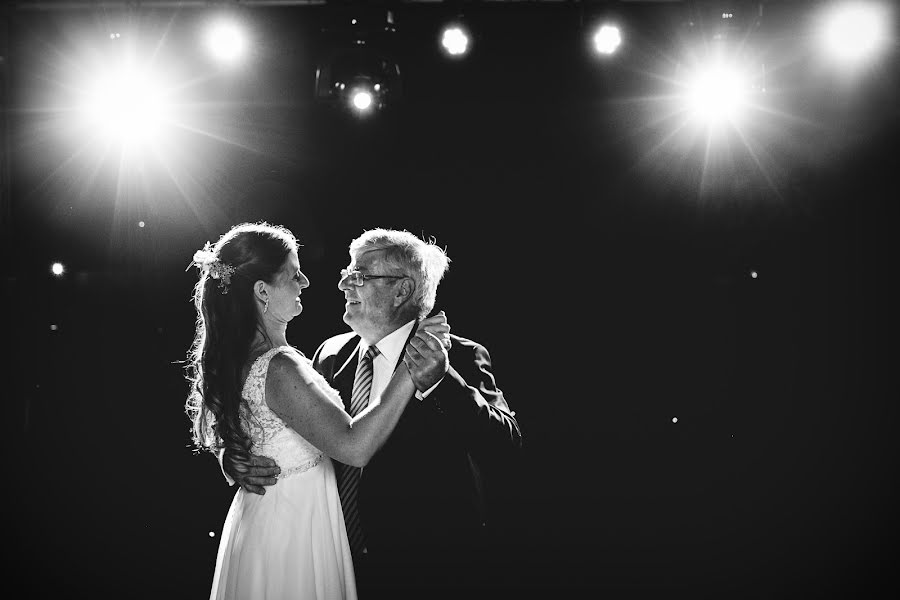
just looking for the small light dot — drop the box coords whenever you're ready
[208,531,215,538]
[50,324,59,331]
[672,417,678,423]
[51,262,64,276]
[351,19,357,25]
[750,270,758,279]
[138,221,145,228]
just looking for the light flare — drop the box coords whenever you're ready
[819,2,890,65]
[684,63,750,126]
[351,90,373,111]
[441,27,470,57]
[593,24,622,56]
[80,68,170,144]
[206,20,247,64]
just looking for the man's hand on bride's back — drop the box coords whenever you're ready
[223,449,281,495]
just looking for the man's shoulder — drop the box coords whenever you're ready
[315,331,359,359]
[448,333,487,358]
[449,333,481,348]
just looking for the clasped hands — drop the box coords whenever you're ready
[224,312,453,495]
[403,311,451,393]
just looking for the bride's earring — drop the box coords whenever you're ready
[264,296,269,314]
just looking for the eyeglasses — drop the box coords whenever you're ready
[340,268,407,287]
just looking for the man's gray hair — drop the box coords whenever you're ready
[349,228,450,319]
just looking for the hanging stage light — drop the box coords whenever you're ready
[314,7,402,116]
[440,24,471,58]
[351,88,374,112]
[683,60,752,126]
[315,51,400,116]
[817,1,891,66]
[79,66,170,145]
[204,18,248,65]
[593,23,623,56]
[670,2,767,132]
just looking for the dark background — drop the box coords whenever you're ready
[4,1,897,598]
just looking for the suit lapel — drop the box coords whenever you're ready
[332,336,361,413]
[393,320,419,372]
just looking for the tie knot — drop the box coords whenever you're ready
[364,345,380,362]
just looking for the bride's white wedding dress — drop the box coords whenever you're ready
[210,346,357,600]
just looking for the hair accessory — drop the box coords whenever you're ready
[188,242,237,294]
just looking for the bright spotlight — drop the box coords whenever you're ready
[51,262,65,276]
[819,2,889,65]
[80,68,169,144]
[351,89,373,111]
[684,63,750,126]
[441,26,470,57]
[314,47,400,116]
[593,24,622,56]
[206,20,247,64]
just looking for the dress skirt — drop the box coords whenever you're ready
[210,457,357,600]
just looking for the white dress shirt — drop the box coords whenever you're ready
[359,320,441,406]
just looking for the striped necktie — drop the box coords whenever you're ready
[336,345,379,556]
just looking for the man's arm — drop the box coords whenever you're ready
[406,332,522,458]
[221,449,281,495]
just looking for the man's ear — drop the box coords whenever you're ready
[393,277,415,307]
[254,280,268,304]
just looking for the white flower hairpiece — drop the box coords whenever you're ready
[188,242,237,294]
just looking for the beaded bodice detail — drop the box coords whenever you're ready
[240,346,342,479]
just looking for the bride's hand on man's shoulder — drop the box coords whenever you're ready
[223,449,281,495]
[418,310,451,350]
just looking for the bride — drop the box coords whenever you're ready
[184,222,448,599]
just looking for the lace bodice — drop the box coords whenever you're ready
[240,346,343,479]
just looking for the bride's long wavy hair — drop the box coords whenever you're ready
[185,222,299,457]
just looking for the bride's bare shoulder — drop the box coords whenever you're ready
[267,349,318,387]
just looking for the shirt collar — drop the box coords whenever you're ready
[358,320,417,368]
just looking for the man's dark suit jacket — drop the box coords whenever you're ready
[311,327,522,597]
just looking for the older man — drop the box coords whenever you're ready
[225,228,522,598]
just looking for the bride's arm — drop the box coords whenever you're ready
[265,350,417,468]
